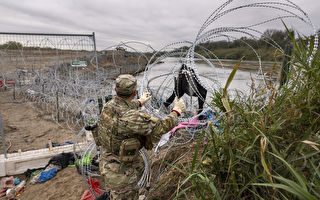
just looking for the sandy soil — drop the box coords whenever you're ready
[18,167,86,200]
[0,88,87,200]
[0,89,77,154]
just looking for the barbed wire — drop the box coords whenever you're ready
[0,0,318,198]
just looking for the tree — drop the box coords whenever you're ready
[261,29,290,49]
[0,41,23,50]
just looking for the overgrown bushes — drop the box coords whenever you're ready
[175,32,320,199]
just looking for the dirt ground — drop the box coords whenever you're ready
[18,167,87,200]
[0,87,195,200]
[0,89,78,154]
[0,88,87,200]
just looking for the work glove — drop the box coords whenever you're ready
[172,97,186,116]
[138,91,151,106]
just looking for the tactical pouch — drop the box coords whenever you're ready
[86,124,101,146]
[119,138,140,162]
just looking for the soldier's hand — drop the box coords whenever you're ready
[138,91,152,105]
[172,97,186,116]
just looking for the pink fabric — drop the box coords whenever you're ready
[155,117,205,156]
[170,118,201,133]
[0,176,14,189]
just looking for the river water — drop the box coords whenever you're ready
[133,57,267,117]
[136,57,264,97]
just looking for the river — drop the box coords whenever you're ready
[136,57,265,97]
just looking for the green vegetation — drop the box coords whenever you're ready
[0,41,23,50]
[191,29,292,61]
[175,31,320,199]
[0,41,62,50]
[198,46,281,61]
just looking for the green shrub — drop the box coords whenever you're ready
[175,31,320,199]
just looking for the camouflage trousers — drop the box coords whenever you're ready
[100,155,143,200]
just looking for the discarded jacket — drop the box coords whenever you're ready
[38,168,57,183]
[46,152,75,169]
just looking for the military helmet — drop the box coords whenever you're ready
[115,74,137,96]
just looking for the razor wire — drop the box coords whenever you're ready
[18,69,113,131]
[0,0,318,197]
[136,0,318,193]
[0,39,155,198]
[184,0,318,111]
[140,0,318,124]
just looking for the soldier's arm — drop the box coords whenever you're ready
[151,111,179,136]
[118,110,179,137]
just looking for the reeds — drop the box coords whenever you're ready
[174,31,320,199]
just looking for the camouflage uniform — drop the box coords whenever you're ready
[95,74,178,200]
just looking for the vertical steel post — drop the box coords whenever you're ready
[13,83,16,100]
[0,112,7,159]
[98,98,103,114]
[92,32,99,71]
[56,91,59,122]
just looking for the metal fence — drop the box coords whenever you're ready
[0,32,104,155]
[0,33,153,156]
[0,32,98,78]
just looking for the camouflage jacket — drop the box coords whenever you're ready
[95,96,178,159]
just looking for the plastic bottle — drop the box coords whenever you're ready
[48,138,53,151]
[6,180,26,198]
[15,180,26,193]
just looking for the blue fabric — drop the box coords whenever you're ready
[38,168,57,183]
[14,177,20,185]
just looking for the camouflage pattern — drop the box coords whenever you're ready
[115,74,137,96]
[96,95,178,199]
[99,154,143,199]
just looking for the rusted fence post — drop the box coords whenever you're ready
[13,83,16,100]
[0,112,7,158]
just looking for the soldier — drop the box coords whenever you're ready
[94,74,186,200]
